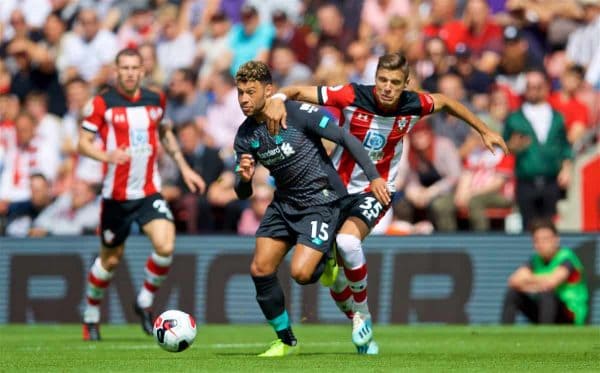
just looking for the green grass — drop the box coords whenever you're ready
[0,325,598,372]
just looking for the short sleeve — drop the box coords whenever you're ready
[317,84,355,108]
[417,92,435,116]
[81,96,106,133]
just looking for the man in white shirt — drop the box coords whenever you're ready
[60,8,118,87]
[29,178,100,236]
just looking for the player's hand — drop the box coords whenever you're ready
[481,131,510,155]
[370,177,391,206]
[236,154,255,182]
[557,165,571,188]
[263,96,288,136]
[106,146,130,164]
[507,133,531,153]
[181,166,206,194]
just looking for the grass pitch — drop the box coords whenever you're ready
[0,324,598,372]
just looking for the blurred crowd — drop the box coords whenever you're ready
[0,0,598,237]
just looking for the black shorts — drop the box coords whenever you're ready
[256,200,342,253]
[100,193,173,248]
[338,192,395,230]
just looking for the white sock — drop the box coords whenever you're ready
[83,305,100,323]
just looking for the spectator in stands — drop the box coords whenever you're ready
[138,42,165,89]
[207,164,272,232]
[60,8,118,87]
[503,70,572,231]
[24,92,61,158]
[6,34,66,116]
[270,43,312,88]
[0,93,19,155]
[454,138,515,231]
[2,173,52,236]
[204,70,246,160]
[156,4,195,81]
[422,0,458,40]
[171,121,224,233]
[420,37,451,93]
[395,122,461,232]
[495,26,543,98]
[359,0,411,42]
[116,6,157,49]
[450,43,494,99]
[502,219,588,325]
[548,65,591,147]
[165,68,207,129]
[60,78,102,189]
[28,178,99,236]
[1,8,41,44]
[439,0,503,74]
[196,11,232,90]
[311,3,355,68]
[0,112,59,205]
[61,77,90,157]
[228,4,274,75]
[237,183,274,235]
[271,9,311,66]
[346,40,378,85]
[566,0,600,87]
[380,15,411,55]
[430,74,476,159]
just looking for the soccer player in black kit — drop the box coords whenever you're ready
[233,61,390,357]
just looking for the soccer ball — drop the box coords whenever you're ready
[153,309,197,352]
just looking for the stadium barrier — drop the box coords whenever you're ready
[0,234,598,325]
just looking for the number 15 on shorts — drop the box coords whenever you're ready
[310,220,329,245]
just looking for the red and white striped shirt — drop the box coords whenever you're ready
[82,87,166,200]
[318,84,434,193]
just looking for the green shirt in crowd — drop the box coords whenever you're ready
[503,109,573,180]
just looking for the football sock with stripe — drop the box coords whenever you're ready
[253,273,297,346]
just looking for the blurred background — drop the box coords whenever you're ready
[0,0,598,326]
[0,0,598,237]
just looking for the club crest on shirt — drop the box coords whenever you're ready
[396,117,409,131]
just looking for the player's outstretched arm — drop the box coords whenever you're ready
[303,112,390,206]
[159,122,206,194]
[430,93,510,155]
[263,86,319,135]
[234,154,255,200]
[78,128,130,164]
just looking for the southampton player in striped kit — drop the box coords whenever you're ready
[264,53,509,353]
[79,48,206,341]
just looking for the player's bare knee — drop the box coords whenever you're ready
[291,272,312,285]
[250,260,276,277]
[101,254,121,270]
[153,240,174,257]
[290,265,312,285]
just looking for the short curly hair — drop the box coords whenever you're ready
[235,61,272,84]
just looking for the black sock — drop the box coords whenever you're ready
[276,327,297,346]
[252,273,286,320]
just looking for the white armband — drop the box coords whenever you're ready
[271,93,287,101]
